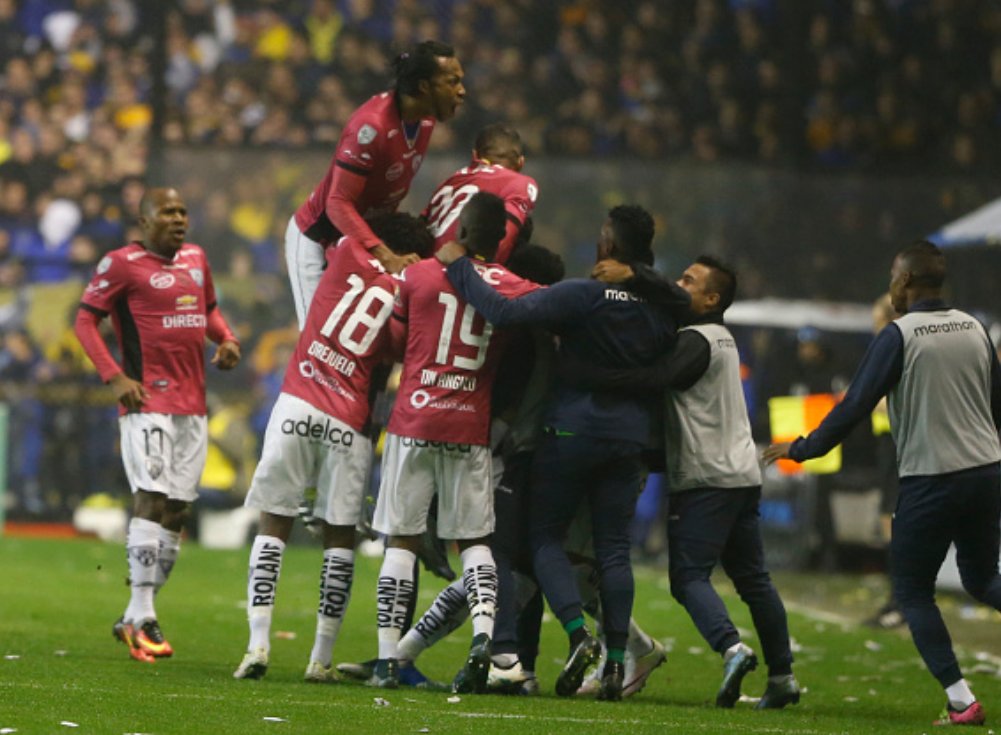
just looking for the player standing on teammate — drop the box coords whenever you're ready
[74,187,240,663]
[764,241,1001,726]
[423,123,538,265]
[437,206,687,700]
[232,214,432,683]
[584,256,798,708]
[286,40,465,326]
[370,193,541,693]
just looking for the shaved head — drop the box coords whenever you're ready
[139,187,188,258]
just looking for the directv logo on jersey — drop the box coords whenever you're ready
[162,314,207,328]
[281,415,354,446]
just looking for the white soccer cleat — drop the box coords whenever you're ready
[304,660,338,683]
[233,648,269,679]
[486,659,528,694]
[623,638,667,697]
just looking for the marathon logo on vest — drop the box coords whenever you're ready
[717,337,736,349]
[280,414,354,447]
[400,436,472,453]
[913,319,978,338]
[604,288,643,302]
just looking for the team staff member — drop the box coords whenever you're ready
[286,40,465,326]
[74,188,240,663]
[424,123,538,265]
[764,241,1001,727]
[581,256,798,709]
[233,214,432,683]
[438,205,688,701]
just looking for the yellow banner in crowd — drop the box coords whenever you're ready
[768,394,842,475]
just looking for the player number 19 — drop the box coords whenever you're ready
[435,292,492,370]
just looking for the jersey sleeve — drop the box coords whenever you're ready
[326,112,385,249]
[495,176,538,265]
[78,252,129,314]
[74,306,121,382]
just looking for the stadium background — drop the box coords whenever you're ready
[1,0,1000,559]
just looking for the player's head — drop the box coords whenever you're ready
[597,205,655,266]
[677,255,737,316]
[393,40,465,122]
[367,212,433,259]
[138,187,187,258]
[474,123,525,172]
[457,192,506,262]
[890,239,946,312]
[506,242,565,286]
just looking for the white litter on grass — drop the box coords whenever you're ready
[4,655,20,660]
[262,717,288,722]
[404,698,418,703]
[789,637,803,653]
[1,728,17,733]
[737,694,761,704]
[843,696,859,703]
[274,631,296,640]
[60,722,79,728]
[54,650,68,657]
[686,646,704,655]
[864,640,882,652]
[418,729,430,733]
[373,698,390,707]
[868,689,878,696]
[446,696,461,704]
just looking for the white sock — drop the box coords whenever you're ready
[309,547,354,666]
[626,617,655,657]
[398,579,469,662]
[945,678,976,709]
[492,652,518,668]
[376,547,416,660]
[246,535,285,652]
[460,544,498,640]
[124,518,160,624]
[155,527,181,594]
[724,641,754,662]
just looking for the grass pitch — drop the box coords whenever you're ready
[1,536,999,735]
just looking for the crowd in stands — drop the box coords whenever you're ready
[1,0,1001,517]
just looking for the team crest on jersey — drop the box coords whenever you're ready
[150,272,175,289]
[386,162,404,181]
[357,124,377,145]
[298,360,315,378]
[96,256,112,274]
[188,268,203,286]
[145,455,165,480]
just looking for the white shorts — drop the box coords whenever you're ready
[244,393,372,526]
[285,216,325,329]
[119,413,208,503]
[374,433,494,540]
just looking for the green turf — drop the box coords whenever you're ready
[1,537,998,734]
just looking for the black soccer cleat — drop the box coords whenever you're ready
[555,633,601,697]
[755,675,801,710]
[366,658,399,689]
[452,633,492,694]
[716,649,757,708]
[597,660,624,702]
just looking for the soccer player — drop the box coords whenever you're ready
[232,213,433,682]
[423,123,538,265]
[581,255,798,708]
[286,39,465,326]
[74,187,241,663]
[437,205,689,700]
[764,241,1001,726]
[370,192,540,692]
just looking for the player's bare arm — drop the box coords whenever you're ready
[211,339,241,370]
[371,242,420,274]
[592,259,635,283]
[435,241,468,266]
[109,372,148,411]
[761,442,792,465]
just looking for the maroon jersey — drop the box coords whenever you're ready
[78,242,219,416]
[423,162,538,265]
[281,236,397,432]
[294,92,435,249]
[387,258,540,446]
